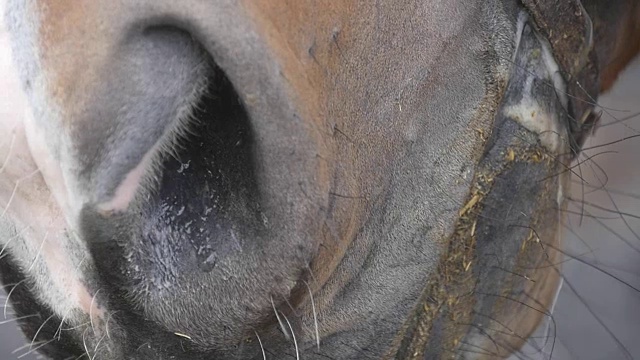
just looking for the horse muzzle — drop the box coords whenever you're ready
[0,1,610,359]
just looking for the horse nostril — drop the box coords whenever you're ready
[72,10,327,349]
[148,61,265,263]
[82,55,265,275]
[78,25,210,214]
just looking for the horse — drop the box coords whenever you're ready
[0,0,638,358]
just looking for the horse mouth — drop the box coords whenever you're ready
[394,17,573,358]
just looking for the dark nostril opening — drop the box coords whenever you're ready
[149,60,264,274]
[163,61,261,209]
[80,42,265,302]
[73,17,322,353]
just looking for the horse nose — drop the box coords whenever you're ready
[29,1,330,349]
[78,25,210,214]
[34,1,327,222]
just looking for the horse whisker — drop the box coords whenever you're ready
[303,280,320,350]
[0,313,39,325]
[89,289,102,335]
[270,296,290,340]
[18,338,56,359]
[254,330,267,360]
[12,341,44,354]
[4,279,27,319]
[29,314,56,350]
[26,230,49,273]
[280,312,299,360]
[82,327,91,359]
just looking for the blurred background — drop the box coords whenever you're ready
[1,1,639,359]
[546,58,640,359]
[514,58,640,360]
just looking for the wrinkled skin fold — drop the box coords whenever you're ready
[0,0,638,359]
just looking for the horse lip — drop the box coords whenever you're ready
[395,14,573,358]
[499,13,569,154]
[455,15,572,356]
